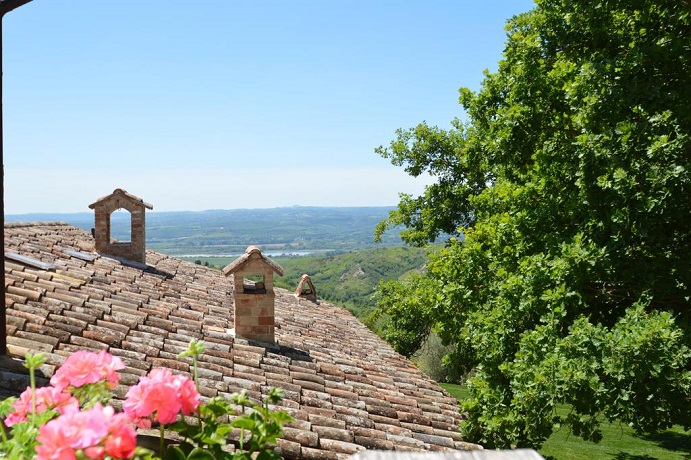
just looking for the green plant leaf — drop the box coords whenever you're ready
[186,447,218,460]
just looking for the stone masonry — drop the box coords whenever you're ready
[88,189,153,263]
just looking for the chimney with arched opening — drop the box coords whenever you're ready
[223,246,284,344]
[88,189,153,263]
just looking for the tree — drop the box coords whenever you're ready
[375,0,691,449]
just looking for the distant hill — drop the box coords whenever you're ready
[5,206,403,255]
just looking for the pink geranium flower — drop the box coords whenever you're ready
[35,404,136,460]
[5,385,78,426]
[52,404,109,451]
[83,446,105,460]
[50,350,125,390]
[123,367,200,427]
[104,412,137,459]
[34,419,77,460]
[173,373,201,416]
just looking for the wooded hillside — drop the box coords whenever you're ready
[273,246,431,318]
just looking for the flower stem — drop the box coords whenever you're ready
[0,419,8,443]
[193,353,199,393]
[160,423,165,458]
[189,341,202,426]
[24,353,45,420]
[29,363,36,417]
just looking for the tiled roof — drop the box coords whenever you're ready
[2,222,480,458]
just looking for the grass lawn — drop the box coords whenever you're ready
[439,383,691,460]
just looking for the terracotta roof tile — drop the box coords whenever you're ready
[386,433,426,450]
[8,307,46,324]
[24,323,71,342]
[66,335,107,352]
[354,436,394,451]
[301,446,345,460]
[276,438,302,459]
[8,335,55,353]
[2,222,481,456]
[312,425,353,443]
[5,315,24,329]
[283,427,320,447]
[336,401,369,416]
[6,285,43,301]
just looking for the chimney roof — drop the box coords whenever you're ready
[88,188,153,210]
[222,245,284,277]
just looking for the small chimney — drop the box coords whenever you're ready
[223,246,284,344]
[295,274,318,302]
[88,189,153,263]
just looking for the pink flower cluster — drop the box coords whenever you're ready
[4,385,78,427]
[50,349,125,390]
[36,404,136,460]
[6,350,124,427]
[3,349,201,459]
[123,368,200,428]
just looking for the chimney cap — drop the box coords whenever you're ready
[246,245,262,255]
[88,188,153,210]
[295,273,318,302]
[223,246,284,277]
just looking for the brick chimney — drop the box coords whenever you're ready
[88,189,153,263]
[223,246,284,344]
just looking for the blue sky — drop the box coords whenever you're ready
[4,0,534,213]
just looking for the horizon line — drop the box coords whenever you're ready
[5,204,399,216]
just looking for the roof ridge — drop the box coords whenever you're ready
[4,221,71,228]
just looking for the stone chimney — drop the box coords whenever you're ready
[295,274,318,302]
[223,246,284,344]
[88,189,153,263]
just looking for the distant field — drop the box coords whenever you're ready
[6,206,405,255]
[178,256,237,269]
[177,250,338,270]
[439,383,691,460]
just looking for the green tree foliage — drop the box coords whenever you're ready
[375,0,691,449]
[411,331,457,383]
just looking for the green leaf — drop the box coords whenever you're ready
[256,450,282,460]
[186,447,217,460]
[165,446,188,460]
[231,417,257,431]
